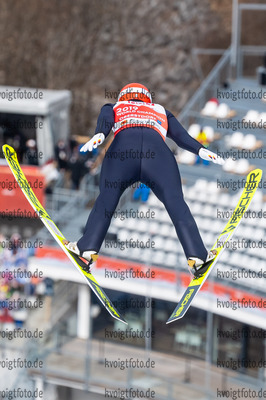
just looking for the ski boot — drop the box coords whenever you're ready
[63,240,98,273]
[188,250,217,278]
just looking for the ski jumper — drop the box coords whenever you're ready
[77,101,208,261]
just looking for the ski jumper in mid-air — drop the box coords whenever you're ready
[65,83,224,276]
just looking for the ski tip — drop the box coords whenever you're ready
[248,168,263,181]
[250,168,262,174]
[2,144,13,152]
[2,144,17,160]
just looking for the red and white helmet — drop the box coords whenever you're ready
[118,83,152,103]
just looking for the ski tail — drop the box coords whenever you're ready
[3,144,53,221]
[167,168,262,323]
[2,144,127,324]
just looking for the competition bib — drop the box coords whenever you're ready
[113,101,168,140]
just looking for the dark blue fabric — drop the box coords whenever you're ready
[78,126,207,261]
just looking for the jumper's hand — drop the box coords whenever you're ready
[80,133,105,152]
[199,148,225,165]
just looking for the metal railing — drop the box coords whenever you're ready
[12,332,266,400]
[177,48,232,129]
[237,46,266,79]
[234,2,266,78]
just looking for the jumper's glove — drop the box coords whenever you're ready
[198,148,225,165]
[80,133,105,152]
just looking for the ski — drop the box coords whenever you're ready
[167,168,262,324]
[2,144,126,324]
